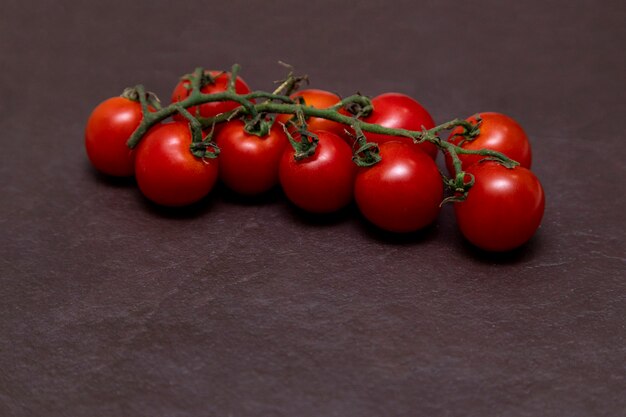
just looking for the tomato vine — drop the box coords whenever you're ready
[86,63,544,251]
[122,64,518,199]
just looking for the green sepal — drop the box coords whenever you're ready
[189,140,220,159]
[349,121,381,167]
[244,114,271,137]
[352,141,381,167]
[439,170,475,206]
[342,93,373,118]
[121,87,140,101]
[281,122,318,161]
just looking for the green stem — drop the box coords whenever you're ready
[227,64,240,92]
[125,83,519,171]
[455,147,518,162]
[446,144,464,178]
[335,94,373,117]
[246,92,295,102]
[190,67,204,93]
[127,90,262,148]
[271,64,307,97]
[351,123,381,167]
[118,64,529,210]
[174,104,203,144]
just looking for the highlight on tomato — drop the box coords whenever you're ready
[354,141,443,232]
[134,122,219,207]
[454,161,545,252]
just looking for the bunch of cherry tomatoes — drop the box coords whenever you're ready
[85,67,545,252]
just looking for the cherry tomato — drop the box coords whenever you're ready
[276,89,345,136]
[355,93,437,159]
[171,70,252,120]
[215,120,289,195]
[454,161,545,251]
[446,112,532,174]
[134,122,219,207]
[279,130,356,213]
[354,142,443,232]
[85,96,145,176]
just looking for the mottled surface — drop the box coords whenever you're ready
[1,1,625,416]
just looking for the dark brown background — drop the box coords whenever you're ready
[1,1,625,416]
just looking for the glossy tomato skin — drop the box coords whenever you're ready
[454,162,544,252]
[171,71,252,120]
[446,112,532,175]
[215,120,289,195]
[276,89,345,136]
[85,97,145,176]
[358,93,437,159]
[134,122,219,207]
[279,130,356,213]
[354,142,443,232]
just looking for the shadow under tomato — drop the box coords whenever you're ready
[137,189,219,220]
[87,164,136,188]
[283,200,357,228]
[217,182,283,207]
[357,215,440,246]
[456,230,544,265]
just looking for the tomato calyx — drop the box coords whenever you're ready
[243,114,272,137]
[189,136,220,160]
[352,141,381,167]
[350,123,382,167]
[190,120,220,160]
[172,104,220,160]
[121,87,141,101]
[450,115,482,146]
[121,86,162,110]
[342,94,373,118]
[415,128,442,149]
[441,171,475,205]
[281,123,318,161]
[180,68,218,91]
[272,62,309,96]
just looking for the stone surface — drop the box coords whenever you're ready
[1,1,624,416]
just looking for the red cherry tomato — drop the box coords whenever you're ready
[454,161,545,251]
[171,70,252,120]
[215,120,289,195]
[85,96,145,176]
[134,122,219,207]
[276,89,345,136]
[446,112,532,174]
[354,142,443,232]
[357,93,437,159]
[279,130,356,213]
